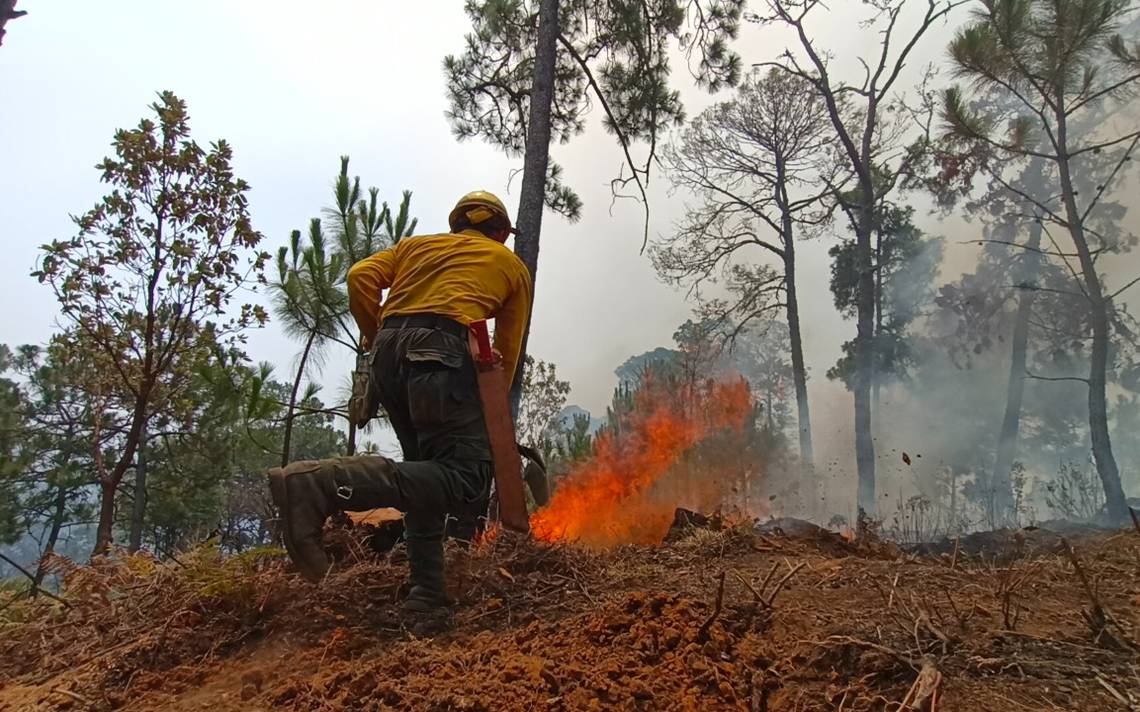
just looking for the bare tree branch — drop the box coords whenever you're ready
[1025,371,1090,385]
[557,33,653,252]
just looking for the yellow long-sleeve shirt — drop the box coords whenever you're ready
[347,229,533,385]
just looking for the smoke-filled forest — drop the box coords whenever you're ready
[2,1,1140,710]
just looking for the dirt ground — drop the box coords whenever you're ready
[1,520,1138,711]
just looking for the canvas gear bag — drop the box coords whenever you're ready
[349,349,377,429]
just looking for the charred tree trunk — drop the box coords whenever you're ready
[281,330,317,467]
[854,200,877,514]
[782,217,813,468]
[1055,112,1127,522]
[873,227,883,416]
[991,220,1043,523]
[128,423,149,553]
[950,467,959,536]
[508,0,559,414]
[1085,301,1125,519]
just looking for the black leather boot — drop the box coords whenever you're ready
[268,456,406,583]
[403,537,451,612]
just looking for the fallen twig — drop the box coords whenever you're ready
[570,569,597,605]
[1095,675,1131,707]
[1060,537,1122,647]
[989,692,1041,711]
[990,562,1036,631]
[754,533,783,550]
[967,655,1026,678]
[1061,539,1102,613]
[756,562,780,604]
[810,635,920,672]
[730,569,764,603]
[0,551,72,608]
[50,688,89,706]
[765,562,805,607]
[994,629,1109,653]
[697,571,727,641]
[942,588,970,631]
[915,607,952,655]
[815,570,841,589]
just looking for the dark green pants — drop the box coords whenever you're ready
[368,321,493,546]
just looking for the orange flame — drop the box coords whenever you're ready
[531,379,752,548]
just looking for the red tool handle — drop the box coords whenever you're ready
[469,319,495,368]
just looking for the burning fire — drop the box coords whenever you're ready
[530,378,753,548]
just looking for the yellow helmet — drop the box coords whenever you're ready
[448,190,516,234]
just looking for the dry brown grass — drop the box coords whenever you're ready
[0,523,1137,711]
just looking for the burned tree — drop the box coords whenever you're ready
[920,148,1062,524]
[653,69,840,468]
[942,0,1140,521]
[754,0,962,513]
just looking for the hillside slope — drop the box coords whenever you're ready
[1,523,1137,711]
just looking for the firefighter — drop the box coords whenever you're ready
[268,190,532,612]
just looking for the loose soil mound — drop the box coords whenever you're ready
[1,524,1138,711]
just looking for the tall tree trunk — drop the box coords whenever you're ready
[508,0,559,414]
[94,478,117,555]
[32,484,68,593]
[1085,302,1126,519]
[854,203,877,514]
[950,467,958,536]
[91,396,150,556]
[281,330,317,467]
[783,223,813,468]
[1055,112,1127,522]
[991,220,1043,524]
[873,228,883,416]
[128,423,149,553]
[347,345,359,456]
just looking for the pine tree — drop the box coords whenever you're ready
[444,0,744,406]
[942,0,1140,521]
[271,157,418,458]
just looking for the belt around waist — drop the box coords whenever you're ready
[381,314,469,339]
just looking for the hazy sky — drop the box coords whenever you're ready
[0,1,1023,461]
